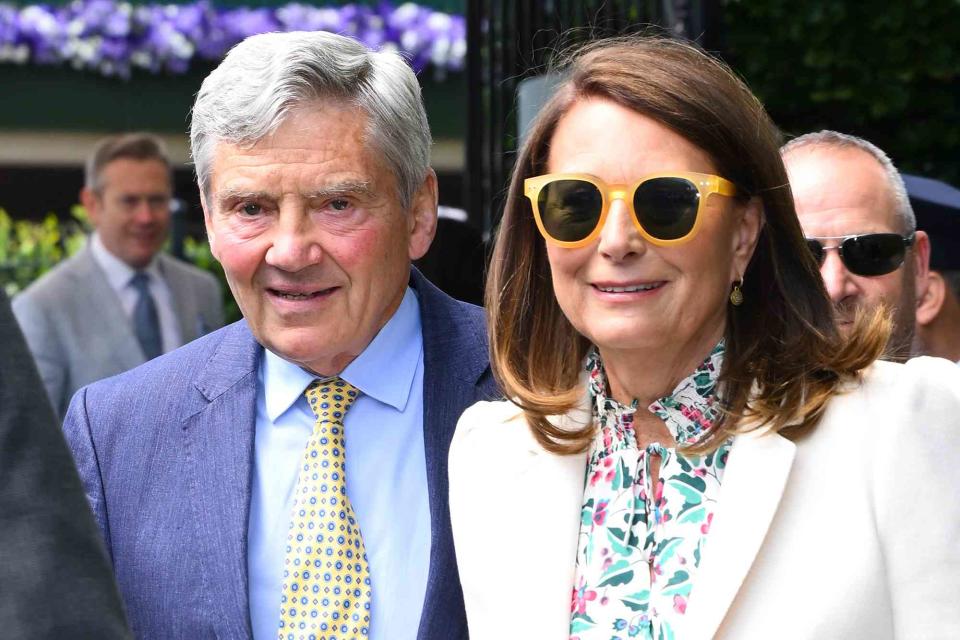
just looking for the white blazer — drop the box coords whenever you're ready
[449,357,960,639]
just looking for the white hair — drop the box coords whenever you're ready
[781,129,915,233]
[190,31,432,208]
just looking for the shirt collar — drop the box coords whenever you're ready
[89,232,162,292]
[587,340,725,445]
[262,287,422,422]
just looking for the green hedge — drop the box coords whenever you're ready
[723,0,960,184]
[0,208,241,322]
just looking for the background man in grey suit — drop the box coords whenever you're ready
[62,31,496,639]
[0,288,131,638]
[13,133,224,417]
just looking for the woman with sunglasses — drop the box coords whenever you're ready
[449,36,960,640]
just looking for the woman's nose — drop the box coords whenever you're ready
[597,198,645,261]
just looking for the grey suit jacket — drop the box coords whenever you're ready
[0,288,132,638]
[62,269,498,639]
[13,243,224,417]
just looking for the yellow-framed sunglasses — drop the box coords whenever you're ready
[524,172,739,248]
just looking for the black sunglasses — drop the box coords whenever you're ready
[805,233,915,277]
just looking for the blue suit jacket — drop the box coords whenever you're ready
[63,269,498,639]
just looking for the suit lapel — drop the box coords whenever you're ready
[411,269,493,638]
[182,322,261,637]
[71,247,145,370]
[158,254,197,342]
[682,430,796,640]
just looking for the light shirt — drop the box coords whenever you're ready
[89,232,181,353]
[248,287,430,640]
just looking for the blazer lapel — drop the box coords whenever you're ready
[464,386,589,636]
[158,254,199,342]
[181,322,261,637]
[506,420,588,635]
[682,430,796,640]
[412,269,493,638]
[71,247,145,370]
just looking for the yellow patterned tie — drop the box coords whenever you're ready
[278,378,371,640]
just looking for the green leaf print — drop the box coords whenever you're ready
[597,561,634,588]
[655,537,683,564]
[581,507,594,527]
[677,505,706,524]
[672,473,707,493]
[669,480,704,509]
[570,617,596,633]
[621,590,651,612]
[659,621,677,640]
[621,458,632,489]
[606,528,632,556]
[664,570,689,588]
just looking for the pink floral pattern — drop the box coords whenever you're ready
[570,342,730,640]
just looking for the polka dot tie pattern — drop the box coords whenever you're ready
[278,378,371,640]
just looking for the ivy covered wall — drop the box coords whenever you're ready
[723,0,960,184]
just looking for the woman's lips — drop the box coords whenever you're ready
[591,280,667,295]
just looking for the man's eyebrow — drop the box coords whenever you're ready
[214,181,375,204]
[304,181,375,199]
[215,188,275,203]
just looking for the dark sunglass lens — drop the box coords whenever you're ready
[633,178,700,240]
[842,233,906,276]
[806,239,826,266]
[538,179,603,242]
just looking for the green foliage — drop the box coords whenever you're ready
[0,207,241,324]
[0,207,89,297]
[182,235,241,323]
[722,0,960,184]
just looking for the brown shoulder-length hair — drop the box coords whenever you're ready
[486,35,889,455]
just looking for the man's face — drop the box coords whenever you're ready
[784,146,927,357]
[202,101,437,376]
[83,158,172,269]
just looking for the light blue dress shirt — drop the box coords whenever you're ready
[248,287,430,640]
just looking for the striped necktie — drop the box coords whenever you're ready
[278,378,371,639]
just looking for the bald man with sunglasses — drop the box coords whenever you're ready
[781,130,930,361]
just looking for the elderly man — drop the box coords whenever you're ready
[13,133,223,417]
[781,130,930,360]
[62,31,496,640]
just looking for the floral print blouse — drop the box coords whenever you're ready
[570,342,731,640]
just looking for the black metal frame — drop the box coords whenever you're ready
[465,0,721,236]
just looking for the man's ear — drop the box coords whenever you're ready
[917,270,946,327]
[80,187,101,227]
[407,169,439,261]
[912,230,931,308]
[199,190,219,261]
[730,197,764,281]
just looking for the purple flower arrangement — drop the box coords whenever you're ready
[0,1,466,78]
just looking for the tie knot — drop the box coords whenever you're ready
[130,271,150,291]
[304,377,360,422]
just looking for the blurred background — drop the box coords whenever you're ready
[2,0,958,313]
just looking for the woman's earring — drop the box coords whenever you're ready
[730,278,744,306]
